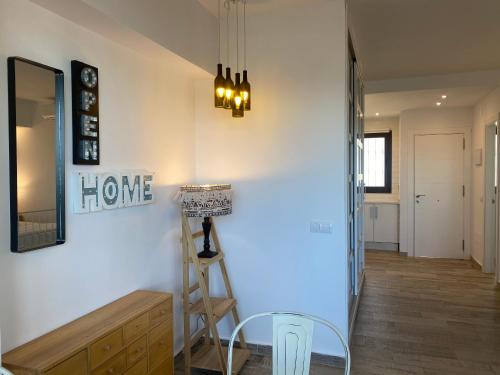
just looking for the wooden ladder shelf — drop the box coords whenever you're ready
[182,213,250,375]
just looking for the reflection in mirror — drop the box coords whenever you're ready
[8,57,65,252]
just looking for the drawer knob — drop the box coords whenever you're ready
[107,368,115,374]
[160,309,167,315]
[136,347,144,353]
[103,344,112,352]
[160,340,166,346]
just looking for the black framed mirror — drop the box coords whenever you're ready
[8,57,65,253]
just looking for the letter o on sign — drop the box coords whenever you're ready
[81,67,98,89]
[102,176,119,206]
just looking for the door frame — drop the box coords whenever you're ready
[406,128,471,259]
[483,123,497,273]
[496,115,500,284]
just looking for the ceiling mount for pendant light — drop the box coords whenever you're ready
[213,0,252,118]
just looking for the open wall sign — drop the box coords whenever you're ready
[72,60,100,165]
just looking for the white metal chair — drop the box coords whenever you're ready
[228,312,351,375]
[0,367,13,375]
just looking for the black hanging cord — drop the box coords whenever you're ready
[225,0,230,68]
[218,0,221,63]
[236,0,239,73]
[243,0,247,70]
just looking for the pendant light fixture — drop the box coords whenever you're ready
[223,0,234,110]
[214,0,225,108]
[240,0,251,111]
[232,1,244,118]
[214,0,252,118]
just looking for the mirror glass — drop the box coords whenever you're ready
[8,57,65,252]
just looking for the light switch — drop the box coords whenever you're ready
[310,222,320,233]
[319,222,333,234]
[310,221,333,234]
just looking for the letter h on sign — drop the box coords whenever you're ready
[71,60,100,165]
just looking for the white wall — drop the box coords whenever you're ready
[365,117,400,201]
[399,107,473,256]
[194,0,349,356]
[471,87,500,266]
[0,0,352,359]
[0,0,208,354]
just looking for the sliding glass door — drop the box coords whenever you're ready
[347,40,365,320]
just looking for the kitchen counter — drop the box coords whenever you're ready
[365,197,400,204]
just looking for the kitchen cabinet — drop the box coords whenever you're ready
[364,202,399,244]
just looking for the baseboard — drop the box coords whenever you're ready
[471,256,482,270]
[365,241,399,251]
[399,251,408,257]
[178,335,346,368]
[349,271,365,341]
[218,340,346,368]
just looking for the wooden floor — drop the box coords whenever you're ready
[176,251,500,374]
[350,251,500,375]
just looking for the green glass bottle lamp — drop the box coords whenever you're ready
[214,63,226,108]
[232,72,244,118]
[241,70,251,111]
[223,67,235,110]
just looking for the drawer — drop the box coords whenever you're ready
[124,356,147,375]
[149,300,171,329]
[92,351,126,375]
[126,336,147,367]
[149,358,173,375]
[148,322,172,371]
[46,350,88,375]
[124,313,149,344]
[90,329,124,369]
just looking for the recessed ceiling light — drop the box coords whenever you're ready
[441,95,447,99]
[436,102,442,106]
[375,112,380,116]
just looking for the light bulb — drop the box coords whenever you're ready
[225,89,233,99]
[242,91,249,102]
[216,87,225,98]
[235,96,242,109]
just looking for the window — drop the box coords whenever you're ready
[364,132,392,193]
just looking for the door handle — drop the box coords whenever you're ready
[416,194,426,198]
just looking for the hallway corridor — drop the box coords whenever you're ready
[350,251,500,374]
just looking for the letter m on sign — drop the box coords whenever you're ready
[122,174,141,207]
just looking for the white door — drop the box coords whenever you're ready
[414,134,464,258]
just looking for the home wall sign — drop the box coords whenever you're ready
[71,60,100,165]
[74,171,154,213]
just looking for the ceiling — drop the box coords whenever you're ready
[365,86,495,119]
[349,0,500,81]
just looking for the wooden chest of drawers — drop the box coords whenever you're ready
[3,291,173,375]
